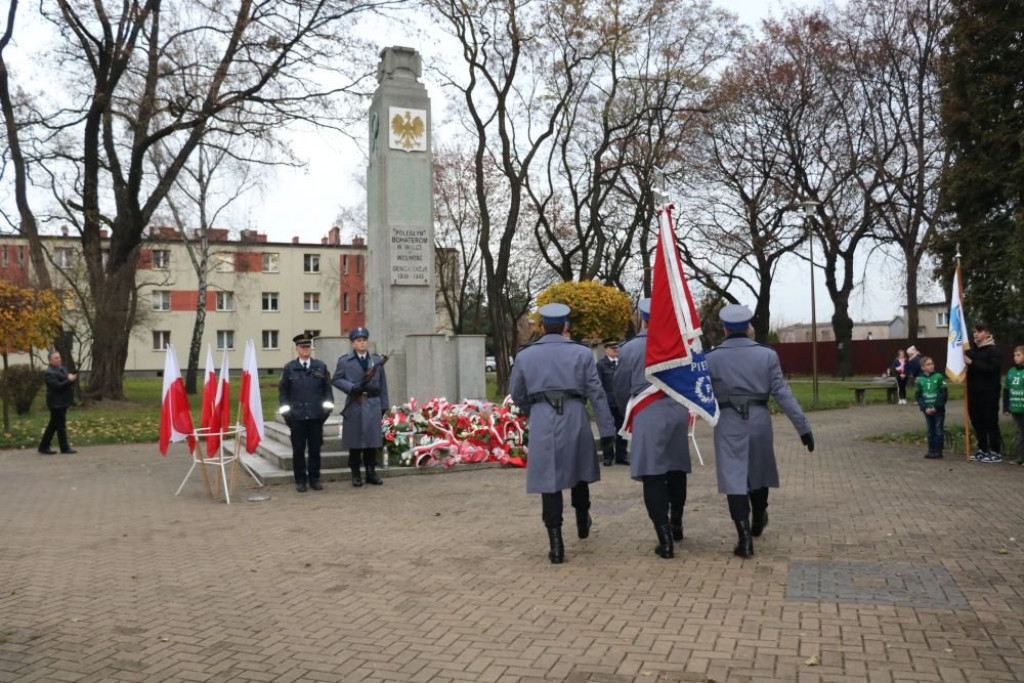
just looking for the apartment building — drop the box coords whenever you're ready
[1,226,369,373]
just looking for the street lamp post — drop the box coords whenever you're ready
[800,199,821,405]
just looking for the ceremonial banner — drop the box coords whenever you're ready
[945,265,969,383]
[643,203,719,424]
[158,344,195,455]
[206,350,231,456]
[239,340,265,454]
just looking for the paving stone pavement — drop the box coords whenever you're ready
[1,401,1023,683]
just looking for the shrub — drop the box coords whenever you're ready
[0,365,45,415]
[535,281,632,341]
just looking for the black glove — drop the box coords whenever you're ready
[283,414,294,428]
[800,431,815,453]
[600,435,615,460]
[351,386,365,398]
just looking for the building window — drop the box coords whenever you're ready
[304,254,321,273]
[343,293,349,313]
[213,253,234,272]
[216,291,235,311]
[152,290,171,311]
[305,329,321,338]
[1,246,7,267]
[303,292,320,312]
[152,330,171,350]
[54,247,74,269]
[216,330,235,350]
[356,255,362,274]
[153,249,170,269]
[261,292,279,312]
[343,255,349,275]
[262,330,279,350]
[262,252,280,273]
[17,246,25,264]
[936,311,949,328]
[357,293,363,312]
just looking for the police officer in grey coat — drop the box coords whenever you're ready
[705,304,814,558]
[612,298,692,559]
[333,327,389,488]
[278,333,334,492]
[510,303,617,564]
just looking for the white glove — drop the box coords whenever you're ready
[322,401,334,410]
[278,405,291,414]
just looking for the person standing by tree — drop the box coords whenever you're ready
[38,351,77,455]
[965,322,1004,462]
[510,303,616,565]
[1003,346,1024,466]
[887,349,910,405]
[277,333,334,492]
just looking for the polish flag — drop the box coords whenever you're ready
[158,344,195,455]
[200,345,216,430]
[206,350,231,457]
[239,340,265,454]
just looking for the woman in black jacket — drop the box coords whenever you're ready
[965,322,1004,462]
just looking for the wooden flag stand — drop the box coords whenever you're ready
[175,425,243,503]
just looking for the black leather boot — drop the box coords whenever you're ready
[364,462,383,485]
[734,520,754,558]
[547,527,565,564]
[654,524,674,559]
[751,509,768,537]
[670,511,684,542]
[350,466,363,487]
[575,509,592,539]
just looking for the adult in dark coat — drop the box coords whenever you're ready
[906,345,923,382]
[332,327,389,487]
[38,350,77,455]
[705,304,814,558]
[278,332,334,492]
[595,339,629,466]
[965,322,1004,461]
[509,303,616,564]
[612,298,692,559]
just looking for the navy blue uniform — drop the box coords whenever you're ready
[278,358,333,486]
[596,355,628,463]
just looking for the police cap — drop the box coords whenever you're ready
[292,332,314,347]
[638,298,652,321]
[602,338,619,349]
[719,304,753,330]
[539,303,570,324]
[349,327,370,341]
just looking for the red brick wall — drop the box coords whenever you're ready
[234,251,261,273]
[170,290,216,312]
[339,253,365,336]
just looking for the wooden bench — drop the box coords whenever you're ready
[851,384,898,405]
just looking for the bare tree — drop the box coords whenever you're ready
[5,0,396,399]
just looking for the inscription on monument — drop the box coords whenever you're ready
[390,225,430,286]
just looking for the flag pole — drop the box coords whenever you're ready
[957,246,971,461]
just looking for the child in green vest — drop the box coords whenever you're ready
[916,356,947,459]
[1002,345,1024,465]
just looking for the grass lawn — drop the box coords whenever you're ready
[0,373,969,451]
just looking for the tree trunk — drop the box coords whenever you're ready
[184,283,208,394]
[84,262,137,400]
[2,351,9,433]
[904,251,920,343]
[831,299,854,379]
[752,277,772,344]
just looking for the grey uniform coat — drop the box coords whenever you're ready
[278,358,333,420]
[332,352,389,449]
[611,331,692,481]
[510,334,616,494]
[705,335,811,494]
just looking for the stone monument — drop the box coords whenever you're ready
[365,46,485,405]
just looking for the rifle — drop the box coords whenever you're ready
[347,353,390,407]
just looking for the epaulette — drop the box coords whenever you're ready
[618,335,642,350]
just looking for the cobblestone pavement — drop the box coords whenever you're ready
[1,402,1022,683]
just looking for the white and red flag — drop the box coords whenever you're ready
[158,344,196,456]
[200,345,216,431]
[620,203,719,441]
[945,264,969,383]
[239,340,265,454]
[206,349,231,456]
